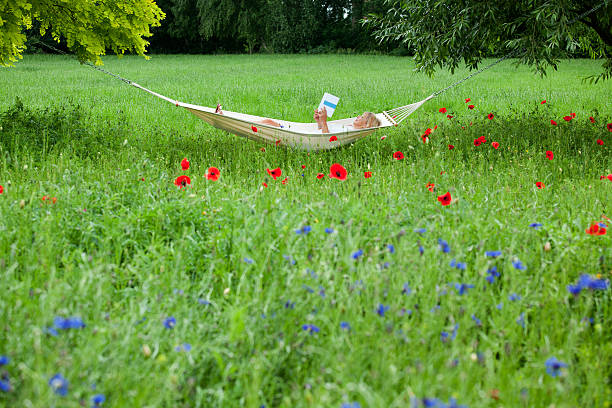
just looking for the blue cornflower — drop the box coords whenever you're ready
[422,398,441,407]
[418,245,424,255]
[53,317,86,330]
[598,222,607,228]
[414,228,427,234]
[438,238,450,253]
[45,327,59,336]
[454,283,474,295]
[283,254,296,265]
[441,324,458,342]
[447,398,467,408]
[471,314,482,326]
[387,244,395,253]
[516,312,525,328]
[485,250,502,258]
[496,302,503,310]
[529,223,543,229]
[401,283,412,295]
[325,227,334,234]
[0,356,8,366]
[318,286,326,298]
[49,373,69,396]
[173,289,184,296]
[485,266,500,284]
[545,356,568,377]
[174,343,192,352]
[376,304,390,317]
[341,403,361,408]
[512,259,527,270]
[508,293,521,301]
[163,317,176,329]
[284,301,295,309]
[198,298,211,305]
[92,393,106,407]
[352,249,364,259]
[243,257,254,264]
[455,262,466,270]
[302,324,320,334]
[578,274,609,291]
[303,285,315,293]
[295,225,312,234]
[0,379,10,392]
[449,259,456,268]
[340,321,351,331]
[567,284,582,295]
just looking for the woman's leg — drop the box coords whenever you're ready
[259,119,281,127]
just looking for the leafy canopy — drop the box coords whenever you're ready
[367,0,612,81]
[0,0,165,66]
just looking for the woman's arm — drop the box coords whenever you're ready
[314,108,330,133]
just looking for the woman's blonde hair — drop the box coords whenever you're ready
[364,112,380,128]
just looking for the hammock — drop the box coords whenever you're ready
[131,83,432,151]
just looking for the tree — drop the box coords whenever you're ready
[0,0,165,66]
[366,0,612,81]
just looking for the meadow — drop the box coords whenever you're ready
[0,54,611,408]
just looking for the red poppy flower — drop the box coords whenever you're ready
[426,183,435,192]
[380,135,386,140]
[607,123,612,132]
[281,177,288,185]
[608,174,612,181]
[329,163,347,180]
[0,185,3,194]
[266,167,282,180]
[434,125,438,130]
[181,158,190,171]
[468,105,475,110]
[251,125,258,132]
[422,135,429,143]
[447,115,453,119]
[424,128,432,135]
[329,135,338,142]
[439,107,447,113]
[206,167,220,181]
[545,151,554,160]
[301,165,306,169]
[477,136,486,143]
[437,192,452,206]
[487,113,494,120]
[393,151,404,160]
[448,144,454,150]
[316,173,325,179]
[585,223,607,235]
[42,195,56,204]
[541,100,546,104]
[465,98,471,103]
[262,182,268,188]
[174,175,191,188]
[563,115,572,122]
[440,171,446,175]
[597,139,604,145]
[589,116,595,123]
[473,138,482,146]
[364,171,372,178]
[571,112,576,118]
[491,141,499,149]
[275,140,281,146]
[535,182,545,189]
[140,178,145,181]
[550,120,557,126]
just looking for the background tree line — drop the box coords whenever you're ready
[146,0,401,54]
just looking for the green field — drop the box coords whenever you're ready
[0,54,611,407]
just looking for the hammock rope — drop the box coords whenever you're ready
[29,0,608,150]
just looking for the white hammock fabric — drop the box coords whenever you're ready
[131,83,433,151]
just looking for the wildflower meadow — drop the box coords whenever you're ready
[0,54,611,407]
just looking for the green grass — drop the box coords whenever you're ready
[0,54,611,408]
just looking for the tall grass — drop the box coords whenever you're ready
[0,55,610,408]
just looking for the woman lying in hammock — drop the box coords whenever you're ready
[215,104,380,133]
